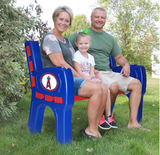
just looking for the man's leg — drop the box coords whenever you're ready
[99,71,119,105]
[79,81,107,137]
[127,79,142,128]
[100,71,143,128]
[109,73,142,128]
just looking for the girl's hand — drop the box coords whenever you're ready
[95,78,102,83]
[91,78,102,83]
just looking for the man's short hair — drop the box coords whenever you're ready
[91,7,107,18]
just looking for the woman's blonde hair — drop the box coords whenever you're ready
[52,6,73,26]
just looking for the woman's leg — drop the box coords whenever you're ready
[79,81,108,138]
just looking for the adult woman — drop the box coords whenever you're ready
[40,6,108,139]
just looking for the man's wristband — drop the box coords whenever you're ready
[91,76,95,80]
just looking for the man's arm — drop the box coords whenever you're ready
[114,54,130,77]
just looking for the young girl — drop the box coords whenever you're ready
[73,29,117,129]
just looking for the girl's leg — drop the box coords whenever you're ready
[102,89,118,129]
[105,89,111,116]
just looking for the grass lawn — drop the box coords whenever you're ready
[0,77,159,155]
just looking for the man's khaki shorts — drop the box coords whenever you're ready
[99,71,134,94]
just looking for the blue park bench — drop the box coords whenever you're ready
[25,41,146,144]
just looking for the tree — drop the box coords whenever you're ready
[96,0,159,74]
[0,0,50,119]
[63,14,90,38]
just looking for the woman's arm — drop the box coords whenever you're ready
[48,53,83,78]
[42,34,83,78]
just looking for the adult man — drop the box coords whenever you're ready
[69,7,142,128]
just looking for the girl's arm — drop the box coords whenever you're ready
[73,61,91,80]
[74,61,101,83]
[89,66,101,83]
[90,66,101,80]
[89,66,96,78]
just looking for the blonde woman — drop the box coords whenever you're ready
[40,6,109,139]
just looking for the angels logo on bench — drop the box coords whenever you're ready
[41,72,58,91]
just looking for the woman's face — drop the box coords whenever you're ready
[55,11,71,33]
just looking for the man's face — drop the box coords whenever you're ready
[91,9,106,30]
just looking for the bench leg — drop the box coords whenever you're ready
[111,100,115,114]
[28,101,45,133]
[53,107,72,144]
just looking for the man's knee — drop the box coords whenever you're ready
[130,79,142,91]
[109,82,119,95]
[136,79,141,88]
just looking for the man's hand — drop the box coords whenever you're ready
[120,63,130,77]
[114,54,130,77]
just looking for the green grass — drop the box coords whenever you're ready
[0,77,159,155]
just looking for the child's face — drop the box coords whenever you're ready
[75,36,91,53]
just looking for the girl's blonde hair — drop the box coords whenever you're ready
[76,33,91,42]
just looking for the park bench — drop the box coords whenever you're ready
[25,40,146,144]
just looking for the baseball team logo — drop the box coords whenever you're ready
[41,73,58,91]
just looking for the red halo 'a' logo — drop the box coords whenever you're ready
[41,73,58,91]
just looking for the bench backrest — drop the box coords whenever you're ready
[25,41,43,72]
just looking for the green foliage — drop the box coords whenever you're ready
[0,97,17,119]
[0,0,44,119]
[63,14,90,37]
[97,0,160,74]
